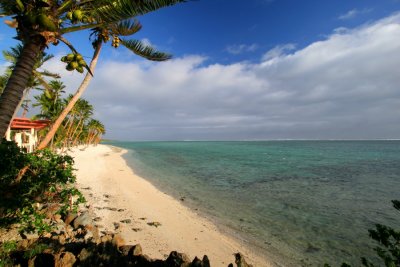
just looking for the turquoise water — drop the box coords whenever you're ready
[105,141,400,266]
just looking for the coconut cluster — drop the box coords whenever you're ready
[66,9,92,24]
[112,36,120,48]
[61,53,86,73]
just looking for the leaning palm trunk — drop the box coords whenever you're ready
[62,117,76,148]
[72,123,84,146]
[69,119,83,146]
[0,39,45,137]
[37,42,102,150]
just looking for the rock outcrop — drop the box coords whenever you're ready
[1,205,253,267]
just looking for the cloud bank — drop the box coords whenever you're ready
[46,13,400,140]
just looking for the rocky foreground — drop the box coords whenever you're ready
[2,209,253,267]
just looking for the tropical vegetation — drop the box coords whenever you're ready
[0,139,84,235]
[32,80,106,149]
[0,0,186,140]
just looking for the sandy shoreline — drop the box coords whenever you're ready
[69,144,272,267]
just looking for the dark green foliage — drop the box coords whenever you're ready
[0,140,28,184]
[0,139,85,234]
[327,200,400,267]
[0,240,17,267]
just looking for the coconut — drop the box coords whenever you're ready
[73,10,83,21]
[37,14,57,31]
[66,64,74,71]
[76,66,84,73]
[66,54,75,61]
[68,61,79,70]
[78,59,86,66]
[24,13,37,25]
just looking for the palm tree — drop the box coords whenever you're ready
[2,44,60,91]
[0,74,7,95]
[70,99,93,146]
[37,16,178,150]
[1,44,60,118]
[0,0,186,138]
[86,119,105,146]
[33,80,65,121]
[33,80,66,147]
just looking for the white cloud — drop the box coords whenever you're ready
[42,13,400,140]
[339,8,373,20]
[262,43,296,61]
[225,44,258,55]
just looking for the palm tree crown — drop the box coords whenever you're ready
[0,0,186,138]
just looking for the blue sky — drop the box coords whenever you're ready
[1,1,400,140]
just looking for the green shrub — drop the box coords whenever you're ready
[0,139,85,235]
[0,241,17,267]
[326,200,400,267]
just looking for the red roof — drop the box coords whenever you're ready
[10,118,50,130]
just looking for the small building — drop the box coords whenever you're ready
[5,117,50,153]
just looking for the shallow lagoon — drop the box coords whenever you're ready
[107,141,400,266]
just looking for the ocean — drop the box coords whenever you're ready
[105,140,400,266]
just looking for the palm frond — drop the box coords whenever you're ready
[40,54,55,64]
[110,19,142,36]
[38,70,61,79]
[33,72,52,92]
[2,44,23,64]
[92,0,186,24]
[0,1,15,16]
[120,38,171,61]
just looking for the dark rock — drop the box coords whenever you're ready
[131,254,154,267]
[191,256,202,267]
[113,222,120,230]
[17,239,30,250]
[85,224,100,240]
[228,264,234,267]
[120,245,133,256]
[202,255,210,267]
[29,253,55,267]
[20,232,39,240]
[305,243,320,253]
[55,251,76,267]
[73,212,93,229]
[57,233,67,245]
[234,253,252,267]
[120,219,132,224]
[166,251,191,267]
[78,248,91,262]
[117,209,125,212]
[119,244,143,257]
[112,234,125,248]
[45,204,60,219]
[101,234,113,243]
[147,221,162,227]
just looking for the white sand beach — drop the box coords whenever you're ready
[69,144,271,267]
